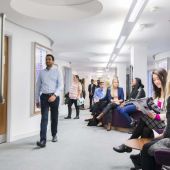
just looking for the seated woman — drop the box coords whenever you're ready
[113,68,167,153]
[129,78,146,100]
[132,71,170,170]
[116,77,146,127]
[96,77,124,131]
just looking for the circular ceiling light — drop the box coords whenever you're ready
[10,0,103,20]
[28,0,94,6]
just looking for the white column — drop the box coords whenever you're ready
[117,63,127,99]
[131,45,148,96]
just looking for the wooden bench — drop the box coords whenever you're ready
[125,138,151,150]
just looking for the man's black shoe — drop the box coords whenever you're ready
[130,168,135,170]
[113,144,132,153]
[130,154,141,169]
[64,116,71,119]
[36,140,46,148]
[52,136,58,142]
[84,118,92,122]
[73,116,79,119]
[130,168,136,170]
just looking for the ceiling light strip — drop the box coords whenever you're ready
[128,0,146,22]
[106,0,148,70]
[116,36,126,49]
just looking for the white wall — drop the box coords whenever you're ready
[55,59,70,105]
[5,21,69,142]
[117,63,127,99]
[131,45,148,96]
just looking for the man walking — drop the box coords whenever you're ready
[35,54,63,147]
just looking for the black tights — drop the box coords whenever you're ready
[130,118,154,139]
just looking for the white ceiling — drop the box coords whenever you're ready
[127,0,170,59]
[10,0,103,20]
[1,0,170,74]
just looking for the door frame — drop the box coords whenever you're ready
[0,35,9,143]
[6,34,12,143]
[2,34,12,143]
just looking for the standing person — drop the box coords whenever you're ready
[65,75,82,119]
[81,78,86,100]
[35,54,63,148]
[80,78,86,109]
[96,79,100,88]
[88,79,96,109]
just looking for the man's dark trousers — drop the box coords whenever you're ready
[40,94,59,141]
[89,95,93,108]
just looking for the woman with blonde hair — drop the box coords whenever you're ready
[96,77,124,130]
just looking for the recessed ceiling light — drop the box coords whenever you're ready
[150,6,160,12]
[96,70,103,73]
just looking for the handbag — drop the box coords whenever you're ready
[77,97,85,106]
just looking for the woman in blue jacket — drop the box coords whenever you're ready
[96,77,124,130]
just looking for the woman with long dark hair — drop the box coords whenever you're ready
[113,68,167,155]
[129,78,145,99]
[139,70,170,170]
[115,78,146,128]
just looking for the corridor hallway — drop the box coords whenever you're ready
[0,109,136,170]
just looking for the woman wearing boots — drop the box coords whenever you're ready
[65,75,82,119]
[96,77,124,131]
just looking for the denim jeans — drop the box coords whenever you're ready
[117,104,137,125]
[40,94,59,141]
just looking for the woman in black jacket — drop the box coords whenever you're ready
[112,78,146,128]
[129,78,145,100]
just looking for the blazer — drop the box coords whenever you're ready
[129,87,146,99]
[100,87,124,103]
[88,83,96,96]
